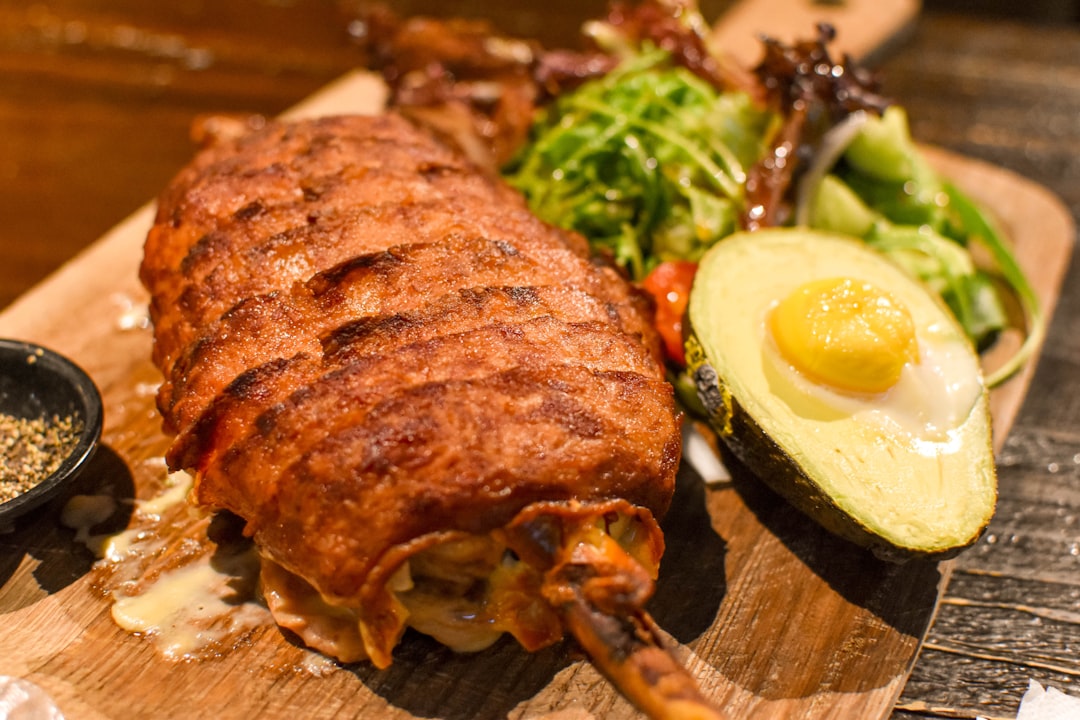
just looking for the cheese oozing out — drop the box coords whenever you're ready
[260,510,660,666]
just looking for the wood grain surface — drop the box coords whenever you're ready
[2,4,1079,720]
[0,66,1072,720]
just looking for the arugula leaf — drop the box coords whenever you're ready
[504,48,773,280]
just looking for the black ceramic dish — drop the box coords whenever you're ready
[0,339,103,524]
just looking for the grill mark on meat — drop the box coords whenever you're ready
[506,285,541,303]
[168,283,654,470]
[222,317,659,479]
[152,195,486,362]
[143,116,498,341]
[173,194,451,291]
[160,116,467,213]
[318,285,545,358]
[177,311,658,474]
[233,199,266,221]
[149,163,563,366]
[150,128,475,261]
[159,227,654,438]
[305,231,523,298]
[162,234,536,428]
[417,160,471,181]
[223,355,297,401]
[153,183,508,364]
[317,284,616,359]
[179,231,232,275]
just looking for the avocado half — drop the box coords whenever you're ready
[686,228,997,561]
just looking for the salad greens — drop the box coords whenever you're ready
[504,48,774,281]
[503,48,1042,387]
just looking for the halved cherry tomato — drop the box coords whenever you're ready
[641,260,698,367]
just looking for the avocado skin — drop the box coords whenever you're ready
[683,331,991,563]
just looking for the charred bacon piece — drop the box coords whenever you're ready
[141,112,725,719]
[348,4,614,171]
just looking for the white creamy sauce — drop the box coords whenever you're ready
[99,527,157,563]
[133,381,160,399]
[59,494,119,556]
[110,547,267,660]
[59,494,116,536]
[298,650,341,678]
[61,472,194,557]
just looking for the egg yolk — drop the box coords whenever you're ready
[769,277,920,394]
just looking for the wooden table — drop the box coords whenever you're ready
[1,3,1077,719]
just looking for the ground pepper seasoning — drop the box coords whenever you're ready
[0,412,82,503]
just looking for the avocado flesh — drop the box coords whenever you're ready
[687,229,997,560]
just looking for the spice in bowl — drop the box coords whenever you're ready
[0,339,102,522]
[1,411,84,503]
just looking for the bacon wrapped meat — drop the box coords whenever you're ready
[141,112,723,718]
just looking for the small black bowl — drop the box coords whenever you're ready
[0,339,103,524]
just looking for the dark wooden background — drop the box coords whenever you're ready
[1,2,1077,718]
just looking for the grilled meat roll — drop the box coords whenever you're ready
[141,112,721,718]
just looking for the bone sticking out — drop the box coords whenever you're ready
[507,513,728,720]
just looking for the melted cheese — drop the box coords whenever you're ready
[260,510,655,663]
[111,546,267,660]
[101,487,658,672]
[96,471,267,659]
[63,471,195,558]
[99,527,150,562]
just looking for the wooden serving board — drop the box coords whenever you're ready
[0,71,1073,720]
[711,0,922,67]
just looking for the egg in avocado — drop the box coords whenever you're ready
[685,228,997,560]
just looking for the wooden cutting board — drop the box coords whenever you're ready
[0,64,1073,720]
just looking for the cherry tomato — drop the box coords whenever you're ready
[641,260,698,367]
